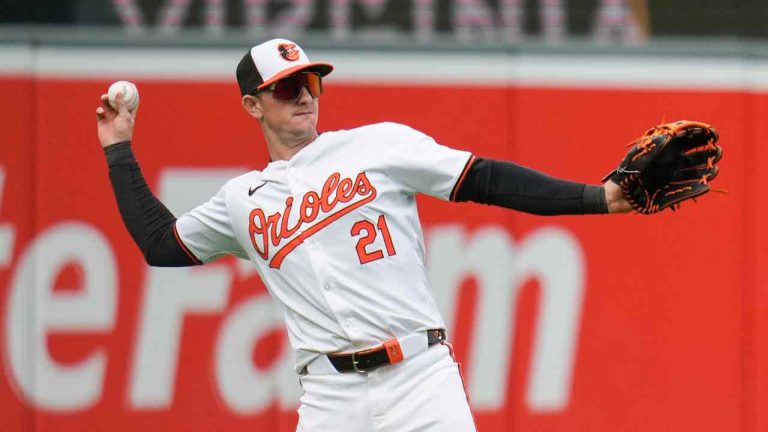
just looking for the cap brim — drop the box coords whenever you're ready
[257,62,334,90]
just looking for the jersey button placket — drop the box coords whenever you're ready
[341,317,359,339]
[285,163,357,340]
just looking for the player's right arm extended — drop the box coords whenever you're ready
[104,141,201,267]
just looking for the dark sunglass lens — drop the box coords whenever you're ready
[272,73,323,100]
[272,75,303,100]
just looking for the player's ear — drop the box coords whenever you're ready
[241,94,264,121]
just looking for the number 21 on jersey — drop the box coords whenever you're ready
[350,215,396,264]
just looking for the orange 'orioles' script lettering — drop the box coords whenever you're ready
[249,172,377,269]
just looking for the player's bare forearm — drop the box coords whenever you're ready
[604,180,632,213]
[95,92,136,148]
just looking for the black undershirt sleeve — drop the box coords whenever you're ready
[454,157,608,215]
[104,141,200,267]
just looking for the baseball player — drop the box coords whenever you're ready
[95,38,634,431]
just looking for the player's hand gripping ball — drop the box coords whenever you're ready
[107,80,140,111]
[603,120,723,214]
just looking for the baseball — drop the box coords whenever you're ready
[107,80,140,111]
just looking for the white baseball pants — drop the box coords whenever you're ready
[296,343,477,431]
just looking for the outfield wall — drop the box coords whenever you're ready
[0,43,766,431]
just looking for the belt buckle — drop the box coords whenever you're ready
[351,351,366,373]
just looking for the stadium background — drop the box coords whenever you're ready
[1,1,767,431]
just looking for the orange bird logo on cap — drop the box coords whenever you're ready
[278,43,300,61]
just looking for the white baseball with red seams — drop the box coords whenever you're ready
[174,122,477,431]
[107,80,139,111]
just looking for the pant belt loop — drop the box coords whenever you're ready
[396,330,431,360]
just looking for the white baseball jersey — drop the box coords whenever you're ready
[175,122,474,372]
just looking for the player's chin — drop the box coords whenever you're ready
[286,119,317,137]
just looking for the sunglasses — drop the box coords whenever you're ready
[257,72,323,101]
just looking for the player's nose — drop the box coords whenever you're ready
[296,86,314,104]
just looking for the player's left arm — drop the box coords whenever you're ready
[604,181,631,213]
[381,123,630,215]
[452,157,631,214]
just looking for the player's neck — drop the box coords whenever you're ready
[264,129,319,161]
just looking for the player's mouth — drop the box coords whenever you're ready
[294,111,315,117]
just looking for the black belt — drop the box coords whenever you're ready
[327,329,446,373]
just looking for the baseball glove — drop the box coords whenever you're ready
[603,120,723,214]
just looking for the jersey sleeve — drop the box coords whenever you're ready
[174,185,249,263]
[384,124,474,200]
